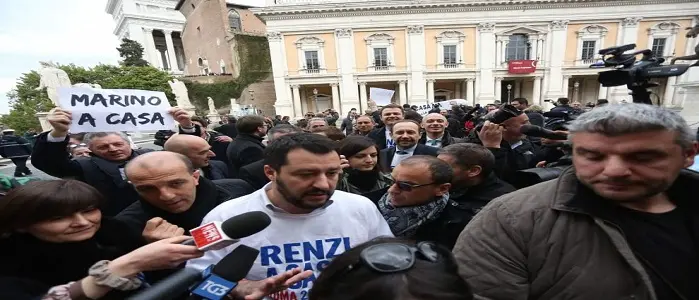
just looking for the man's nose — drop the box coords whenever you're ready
[313,175,331,190]
[602,156,632,178]
[159,188,177,200]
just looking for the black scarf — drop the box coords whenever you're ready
[345,168,380,192]
[139,177,224,231]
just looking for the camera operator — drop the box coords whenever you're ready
[466,105,539,185]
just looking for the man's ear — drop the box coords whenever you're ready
[192,170,200,185]
[683,141,698,168]
[435,183,451,197]
[467,165,483,178]
[263,165,277,181]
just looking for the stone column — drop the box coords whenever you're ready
[291,85,302,117]
[359,82,368,110]
[544,20,569,100]
[495,38,502,66]
[477,23,497,104]
[598,84,609,100]
[562,75,571,99]
[331,83,341,111]
[163,30,179,71]
[466,78,475,106]
[399,80,408,105]
[143,28,162,69]
[532,76,542,105]
[664,77,677,107]
[609,17,642,103]
[427,80,435,103]
[407,25,427,103]
[335,28,358,115]
[495,77,503,102]
[267,32,293,117]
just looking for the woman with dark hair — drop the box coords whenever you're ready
[0,180,202,299]
[336,136,393,196]
[309,237,473,300]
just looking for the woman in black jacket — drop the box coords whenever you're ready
[336,136,393,201]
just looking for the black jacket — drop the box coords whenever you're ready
[368,127,389,150]
[417,132,463,149]
[0,134,32,159]
[465,132,540,185]
[340,117,354,136]
[214,123,238,139]
[178,125,231,168]
[115,177,249,236]
[448,173,515,224]
[239,159,267,190]
[32,132,153,216]
[202,160,230,180]
[226,133,265,177]
[378,144,439,172]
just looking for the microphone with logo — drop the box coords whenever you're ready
[184,211,272,251]
[187,245,259,300]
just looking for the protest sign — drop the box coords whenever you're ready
[414,99,470,116]
[58,87,175,133]
[369,87,395,106]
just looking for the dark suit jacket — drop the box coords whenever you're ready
[226,133,265,178]
[379,144,439,172]
[202,160,230,180]
[368,127,388,150]
[238,159,268,190]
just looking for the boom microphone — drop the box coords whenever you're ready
[187,211,272,251]
[520,124,568,141]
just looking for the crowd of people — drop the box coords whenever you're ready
[0,95,697,300]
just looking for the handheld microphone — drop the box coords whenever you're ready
[189,245,260,300]
[187,211,272,251]
[127,245,260,300]
[519,124,568,141]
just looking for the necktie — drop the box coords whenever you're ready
[429,140,439,146]
[396,150,409,155]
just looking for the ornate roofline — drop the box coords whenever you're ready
[251,0,694,21]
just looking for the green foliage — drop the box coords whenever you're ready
[2,64,174,134]
[184,35,272,109]
[117,38,150,67]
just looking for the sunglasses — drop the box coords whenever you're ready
[393,181,435,192]
[68,143,87,149]
[356,242,442,273]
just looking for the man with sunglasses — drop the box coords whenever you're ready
[377,156,470,248]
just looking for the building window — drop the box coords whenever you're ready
[220,59,227,74]
[228,10,242,32]
[651,38,667,58]
[506,34,530,61]
[373,48,388,70]
[197,58,209,75]
[295,37,325,75]
[365,33,395,72]
[575,25,608,66]
[191,3,195,9]
[647,22,680,61]
[581,40,596,60]
[436,30,465,69]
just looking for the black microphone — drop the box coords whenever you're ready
[183,211,272,250]
[520,124,568,141]
[127,245,260,300]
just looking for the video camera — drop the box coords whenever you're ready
[590,43,693,105]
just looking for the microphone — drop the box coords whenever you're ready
[519,124,568,141]
[186,211,272,251]
[189,245,260,300]
[127,245,260,300]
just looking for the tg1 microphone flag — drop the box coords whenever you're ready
[189,211,272,251]
[190,245,260,300]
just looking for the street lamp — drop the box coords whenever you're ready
[506,83,513,103]
[312,88,319,113]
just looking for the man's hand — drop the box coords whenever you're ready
[109,236,204,276]
[231,268,313,300]
[215,135,233,142]
[536,161,547,168]
[169,107,193,128]
[478,121,503,148]
[47,107,72,137]
[142,217,185,243]
[339,155,350,169]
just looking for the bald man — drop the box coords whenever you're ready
[418,113,464,148]
[115,151,250,244]
[164,134,229,180]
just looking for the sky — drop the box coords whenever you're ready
[0,0,266,115]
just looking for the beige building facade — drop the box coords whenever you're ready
[253,0,699,118]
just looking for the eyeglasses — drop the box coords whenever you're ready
[393,181,435,192]
[356,242,442,273]
[68,143,87,149]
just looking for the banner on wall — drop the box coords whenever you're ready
[508,60,537,74]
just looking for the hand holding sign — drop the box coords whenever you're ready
[169,107,194,128]
[47,107,73,137]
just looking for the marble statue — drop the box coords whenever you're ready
[207,97,217,115]
[37,65,72,106]
[168,79,194,108]
[229,98,241,116]
[72,83,102,89]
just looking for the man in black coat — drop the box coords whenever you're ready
[378,119,438,172]
[164,134,230,180]
[226,115,268,177]
[238,124,302,189]
[32,108,162,216]
[368,104,405,150]
[0,129,33,177]
[115,151,253,242]
[417,113,463,149]
[437,143,515,224]
[213,115,238,139]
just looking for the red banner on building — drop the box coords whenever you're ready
[508,60,537,74]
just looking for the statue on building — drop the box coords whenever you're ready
[37,63,72,106]
[207,97,217,115]
[671,25,699,66]
[168,79,194,108]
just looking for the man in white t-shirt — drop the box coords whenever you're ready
[187,133,393,300]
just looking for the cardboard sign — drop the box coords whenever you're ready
[58,87,174,133]
[369,87,395,106]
